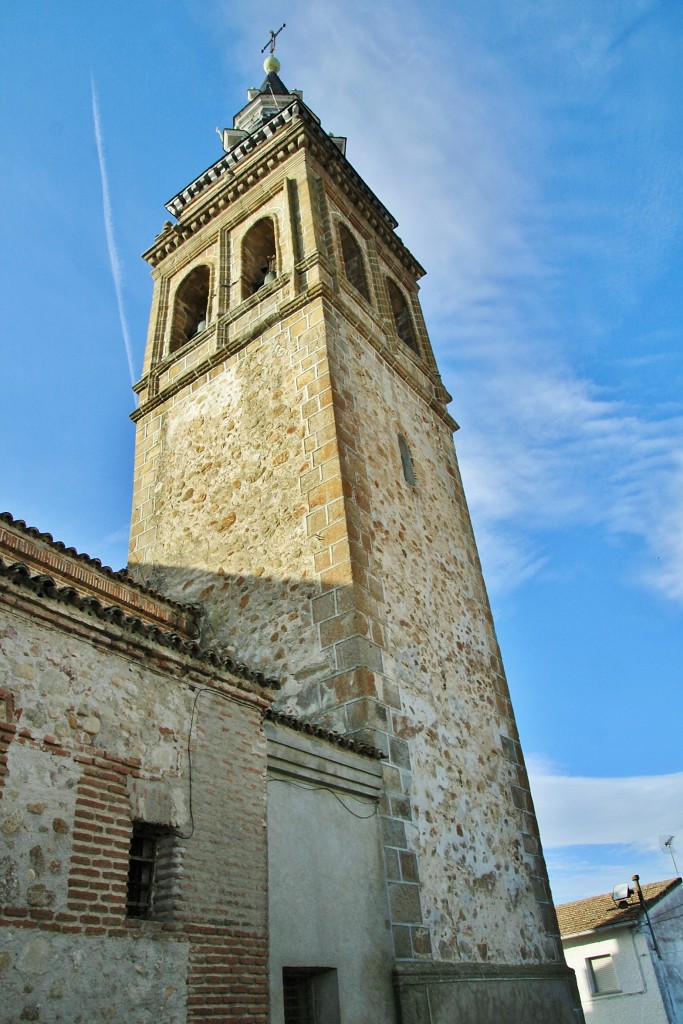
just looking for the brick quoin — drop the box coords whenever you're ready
[67,754,139,919]
[0,688,16,793]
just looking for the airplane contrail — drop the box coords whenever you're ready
[91,79,136,387]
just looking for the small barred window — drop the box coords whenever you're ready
[283,973,314,1024]
[282,968,340,1024]
[126,822,176,920]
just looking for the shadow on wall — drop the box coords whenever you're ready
[129,561,354,718]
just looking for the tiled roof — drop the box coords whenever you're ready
[0,534,280,693]
[0,512,193,617]
[557,877,681,936]
[264,707,385,761]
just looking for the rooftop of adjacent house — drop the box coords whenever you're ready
[556,877,681,937]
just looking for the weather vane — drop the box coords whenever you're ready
[261,24,286,56]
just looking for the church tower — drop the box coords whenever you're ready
[129,50,583,1023]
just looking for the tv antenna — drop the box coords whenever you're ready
[660,835,679,875]
[261,24,286,56]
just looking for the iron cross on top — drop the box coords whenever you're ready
[261,23,286,55]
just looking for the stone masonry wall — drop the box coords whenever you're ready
[0,590,269,1024]
[128,300,338,698]
[128,118,562,977]
[319,304,559,966]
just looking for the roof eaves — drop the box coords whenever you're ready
[0,554,281,692]
[264,706,385,760]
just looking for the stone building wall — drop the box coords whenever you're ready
[126,96,582,1020]
[0,556,271,1024]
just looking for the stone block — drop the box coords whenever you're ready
[392,924,413,959]
[384,847,401,881]
[389,883,422,924]
[381,816,407,850]
[390,795,412,821]
[410,926,432,958]
[335,636,383,673]
[311,591,336,623]
[399,851,419,883]
[346,697,388,732]
[389,735,411,770]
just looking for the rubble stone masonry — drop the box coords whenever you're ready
[0,567,270,1024]
[128,108,562,973]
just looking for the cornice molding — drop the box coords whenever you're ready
[143,102,424,282]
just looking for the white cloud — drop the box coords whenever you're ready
[527,754,683,851]
[212,0,683,604]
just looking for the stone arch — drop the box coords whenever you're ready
[338,223,370,302]
[386,278,418,353]
[170,265,211,354]
[241,217,277,299]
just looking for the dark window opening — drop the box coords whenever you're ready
[282,968,340,1024]
[126,823,158,918]
[338,223,370,301]
[242,217,277,299]
[126,822,176,920]
[387,278,418,353]
[170,265,210,354]
[283,973,314,1024]
[398,434,416,487]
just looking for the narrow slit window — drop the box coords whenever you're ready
[386,278,418,353]
[242,217,277,299]
[170,265,210,353]
[338,223,370,301]
[398,434,416,487]
[126,823,159,918]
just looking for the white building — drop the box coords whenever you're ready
[558,877,683,1023]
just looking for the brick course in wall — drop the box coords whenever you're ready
[0,548,272,1024]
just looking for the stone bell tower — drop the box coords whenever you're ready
[129,51,583,1023]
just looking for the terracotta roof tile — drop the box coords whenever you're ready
[264,707,385,761]
[0,553,280,692]
[0,512,194,615]
[557,877,681,936]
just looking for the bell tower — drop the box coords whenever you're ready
[129,52,583,1023]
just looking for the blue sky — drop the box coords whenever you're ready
[2,1,682,904]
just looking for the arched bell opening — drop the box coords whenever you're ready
[386,278,418,354]
[241,217,277,299]
[338,223,370,302]
[169,265,211,354]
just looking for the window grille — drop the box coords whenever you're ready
[126,823,161,918]
[282,967,340,1024]
[283,972,314,1024]
[588,954,620,995]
